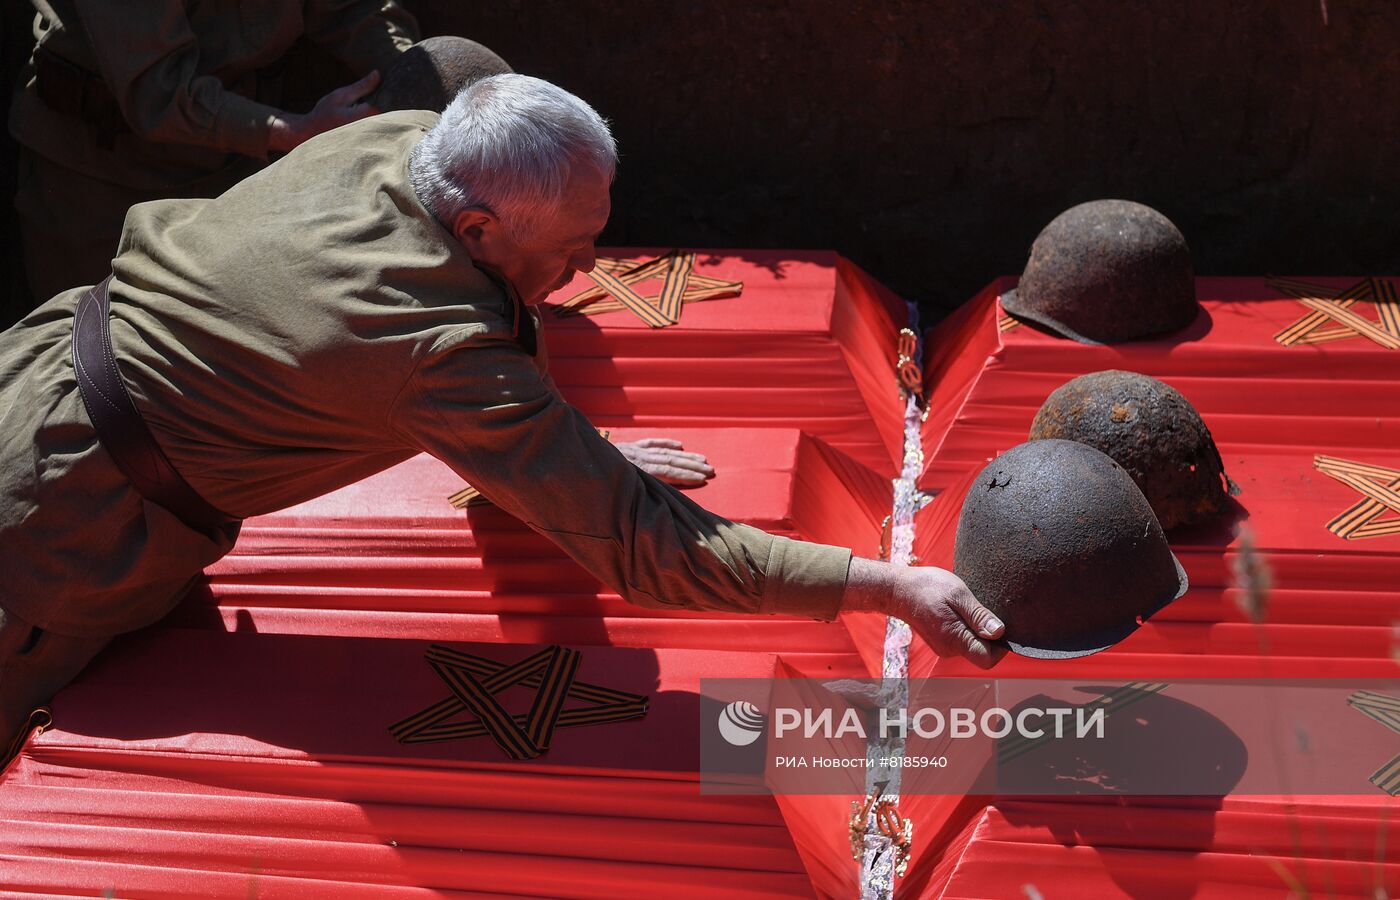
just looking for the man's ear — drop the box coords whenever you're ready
[452,208,499,255]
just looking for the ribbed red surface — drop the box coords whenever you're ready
[547,250,908,479]
[186,427,882,655]
[896,279,1400,898]
[920,277,1400,493]
[8,261,1395,898]
[0,251,905,899]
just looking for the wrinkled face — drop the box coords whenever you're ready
[454,162,612,306]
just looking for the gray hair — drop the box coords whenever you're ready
[409,74,617,240]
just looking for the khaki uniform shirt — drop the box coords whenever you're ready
[0,111,852,638]
[9,0,420,190]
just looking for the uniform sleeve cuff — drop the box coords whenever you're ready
[762,537,852,621]
[213,93,279,160]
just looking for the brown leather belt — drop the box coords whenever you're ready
[72,278,235,534]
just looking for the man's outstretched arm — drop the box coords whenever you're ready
[391,329,1003,668]
[843,557,1007,669]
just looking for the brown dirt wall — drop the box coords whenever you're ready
[5,1,1398,325]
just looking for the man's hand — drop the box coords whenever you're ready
[843,557,1007,669]
[616,438,715,486]
[269,70,382,154]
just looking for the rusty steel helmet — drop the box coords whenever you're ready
[1001,199,1198,344]
[1029,370,1230,530]
[370,36,513,113]
[953,439,1188,659]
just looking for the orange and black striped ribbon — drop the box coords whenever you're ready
[1317,456,1400,509]
[1271,276,1400,347]
[524,645,581,753]
[557,275,738,317]
[1370,755,1400,796]
[390,644,649,756]
[1347,691,1400,796]
[587,265,674,328]
[555,254,736,313]
[997,315,1020,333]
[1349,691,1400,733]
[997,682,1167,765]
[389,647,554,741]
[428,658,542,760]
[655,252,693,323]
[425,643,641,706]
[1314,455,1400,540]
[446,484,483,509]
[1375,278,1400,338]
[563,253,679,326]
[1350,520,1400,540]
[401,698,649,744]
[557,256,672,309]
[1310,453,1400,537]
[1297,297,1400,349]
[1269,276,1372,345]
[552,253,741,325]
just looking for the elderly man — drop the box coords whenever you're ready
[0,75,1005,760]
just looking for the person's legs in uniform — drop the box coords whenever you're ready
[0,605,110,770]
[0,288,242,771]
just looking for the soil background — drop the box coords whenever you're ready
[5,1,1399,325]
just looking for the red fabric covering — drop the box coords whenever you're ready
[910,279,1400,677]
[545,250,909,479]
[921,277,1400,492]
[926,796,1399,899]
[186,427,885,657]
[915,453,1400,674]
[1,632,825,897]
[2,249,910,897]
[891,278,1400,897]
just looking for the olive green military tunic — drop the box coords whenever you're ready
[0,111,852,638]
[8,0,420,303]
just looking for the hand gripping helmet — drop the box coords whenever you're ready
[953,439,1188,659]
[1000,199,1198,344]
[370,36,513,114]
[1029,370,1230,530]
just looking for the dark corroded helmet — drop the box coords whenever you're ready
[1000,200,1198,344]
[370,37,513,114]
[953,439,1188,659]
[1029,370,1229,530]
